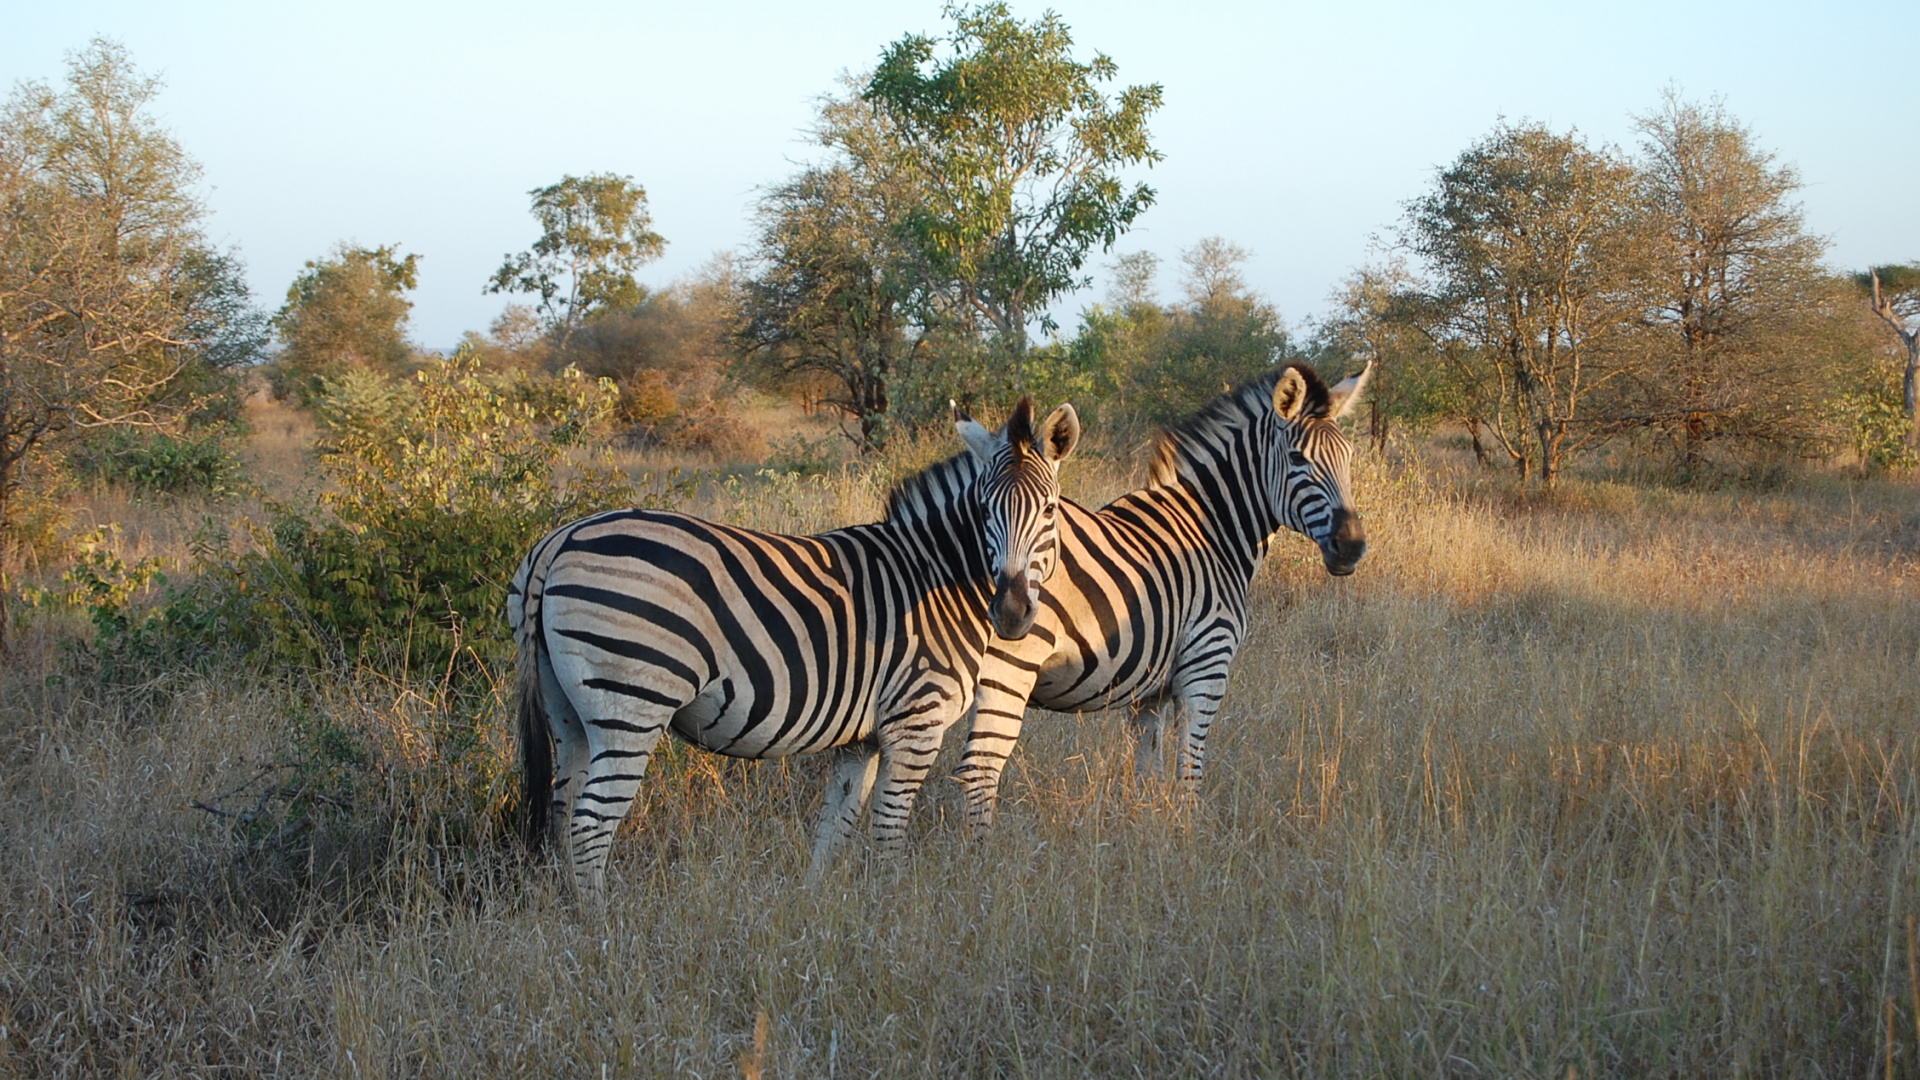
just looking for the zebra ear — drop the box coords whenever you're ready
[1272,367,1311,422]
[1326,361,1373,421]
[954,399,997,462]
[1036,403,1081,463]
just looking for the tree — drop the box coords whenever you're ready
[269,243,420,403]
[565,256,745,449]
[1107,250,1160,311]
[487,173,665,349]
[1178,237,1251,309]
[742,160,923,449]
[2,40,256,645]
[1401,121,1649,485]
[1623,92,1836,465]
[1133,237,1293,421]
[1862,262,1920,445]
[1316,259,1463,452]
[862,2,1162,374]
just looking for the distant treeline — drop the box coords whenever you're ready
[6,8,1920,589]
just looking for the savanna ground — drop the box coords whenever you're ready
[3,395,1918,1078]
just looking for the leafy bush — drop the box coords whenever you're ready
[765,432,842,476]
[68,429,244,496]
[257,352,670,672]
[1831,366,1916,474]
[198,351,682,675]
[18,524,221,687]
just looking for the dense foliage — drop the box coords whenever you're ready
[1,40,263,637]
[269,243,421,405]
[236,353,650,673]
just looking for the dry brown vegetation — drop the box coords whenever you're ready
[3,417,1918,1077]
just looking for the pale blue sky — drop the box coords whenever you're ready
[5,1,1915,348]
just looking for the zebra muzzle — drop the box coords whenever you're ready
[988,570,1038,639]
[1321,509,1367,576]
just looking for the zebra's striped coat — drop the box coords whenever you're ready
[952,363,1370,834]
[509,399,1079,894]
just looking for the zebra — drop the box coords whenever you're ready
[508,397,1081,895]
[947,361,1371,835]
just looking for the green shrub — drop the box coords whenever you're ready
[266,352,667,671]
[1831,366,1917,473]
[68,429,244,497]
[764,432,842,476]
[201,350,684,675]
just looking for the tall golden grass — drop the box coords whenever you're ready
[2,420,1917,1077]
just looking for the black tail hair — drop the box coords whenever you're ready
[517,631,553,854]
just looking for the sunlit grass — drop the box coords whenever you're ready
[2,427,1916,1076]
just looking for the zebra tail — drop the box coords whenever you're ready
[516,608,554,855]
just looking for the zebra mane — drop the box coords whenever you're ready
[883,450,982,530]
[1148,363,1331,487]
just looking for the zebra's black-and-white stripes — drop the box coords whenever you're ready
[951,362,1370,834]
[508,398,1081,894]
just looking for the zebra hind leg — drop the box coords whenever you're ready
[540,651,591,859]
[1131,700,1169,783]
[565,696,674,900]
[808,742,879,882]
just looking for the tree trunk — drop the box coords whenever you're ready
[1466,420,1489,466]
[1904,337,1919,448]
[1870,270,1920,446]
[1539,421,1561,488]
[0,459,12,655]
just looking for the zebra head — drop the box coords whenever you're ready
[954,396,1081,639]
[1269,362,1371,576]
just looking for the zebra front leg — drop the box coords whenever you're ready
[867,716,951,854]
[1173,679,1229,802]
[955,662,1041,838]
[808,741,879,881]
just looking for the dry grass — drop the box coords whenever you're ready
[2,430,1918,1077]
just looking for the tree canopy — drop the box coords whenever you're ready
[1399,121,1648,485]
[861,2,1162,366]
[271,243,420,404]
[1623,91,1836,463]
[487,173,665,349]
[1,39,264,640]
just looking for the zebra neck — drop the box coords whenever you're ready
[878,450,991,585]
[1151,427,1282,584]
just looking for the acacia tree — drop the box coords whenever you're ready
[1863,263,1920,444]
[1626,93,1835,464]
[488,173,665,349]
[1,40,258,644]
[741,159,923,449]
[1316,259,1469,453]
[1402,121,1649,485]
[270,243,419,403]
[861,2,1162,377]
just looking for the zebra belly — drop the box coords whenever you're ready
[665,677,879,759]
[1023,606,1182,714]
[1031,654,1172,714]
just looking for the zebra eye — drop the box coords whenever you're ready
[1288,450,1310,467]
